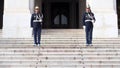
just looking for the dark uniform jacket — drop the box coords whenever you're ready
[83,12,96,26]
[31,13,43,28]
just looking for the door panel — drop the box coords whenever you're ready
[51,3,69,28]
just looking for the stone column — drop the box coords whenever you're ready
[29,0,34,14]
[88,0,118,38]
[3,0,31,38]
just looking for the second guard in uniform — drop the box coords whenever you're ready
[31,6,43,46]
[83,7,96,46]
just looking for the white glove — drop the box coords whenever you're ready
[83,26,85,29]
[92,20,95,23]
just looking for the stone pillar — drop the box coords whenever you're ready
[3,0,31,38]
[79,0,86,28]
[29,0,34,14]
[88,0,118,38]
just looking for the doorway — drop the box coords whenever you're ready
[36,0,86,29]
[51,3,69,28]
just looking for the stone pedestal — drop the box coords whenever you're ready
[88,0,118,38]
[3,0,32,38]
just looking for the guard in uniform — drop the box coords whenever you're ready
[31,6,43,46]
[83,7,96,46]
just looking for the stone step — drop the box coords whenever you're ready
[0,50,119,54]
[0,50,118,53]
[0,45,120,49]
[0,63,120,67]
[0,64,120,68]
[0,37,120,39]
[0,49,119,52]
[0,41,120,44]
[0,44,120,48]
[0,50,119,55]
[0,33,86,35]
[0,38,120,42]
[0,64,119,67]
[0,39,120,41]
[0,56,119,60]
[0,48,119,52]
[0,47,120,51]
[0,53,119,56]
[0,53,119,57]
[0,43,120,45]
[0,55,119,59]
[0,56,119,59]
[1,38,120,40]
[0,61,120,66]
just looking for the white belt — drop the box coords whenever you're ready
[85,20,92,22]
[33,20,42,22]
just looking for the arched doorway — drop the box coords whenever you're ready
[117,0,120,29]
[0,0,4,29]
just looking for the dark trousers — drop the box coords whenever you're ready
[33,27,41,44]
[85,22,93,44]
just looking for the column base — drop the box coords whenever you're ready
[93,13,118,38]
[3,13,32,38]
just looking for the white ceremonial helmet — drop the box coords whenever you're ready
[35,6,39,10]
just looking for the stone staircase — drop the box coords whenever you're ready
[0,29,120,68]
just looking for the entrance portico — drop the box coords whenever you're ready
[2,0,118,38]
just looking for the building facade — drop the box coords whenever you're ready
[0,0,119,38]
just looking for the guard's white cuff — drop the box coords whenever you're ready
[83,26,85,29]
[92,20,95,23]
